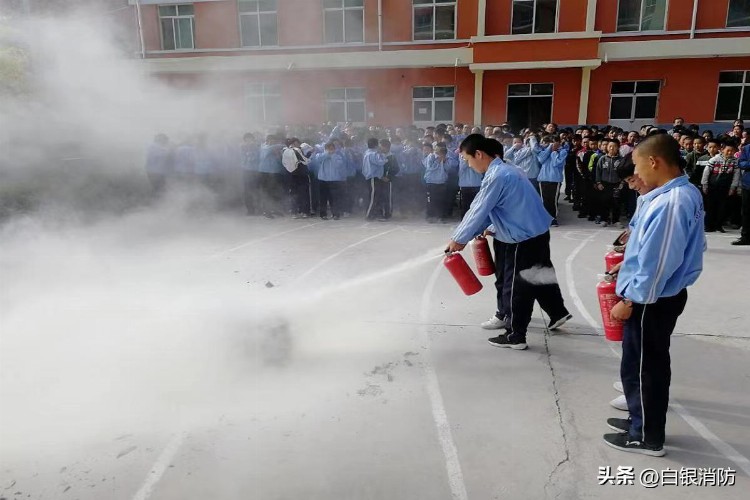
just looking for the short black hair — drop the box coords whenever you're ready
[459,134,504,158]
[616,153,635,180]
[367,137,379,149]
[379,138,391,147]
[634,134,682,168]
[608,138,621,147]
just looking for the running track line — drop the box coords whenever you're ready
[131,432,186,500]
[208,221,323,259]
[563,231,750,477]
[419,261,469,500]
[296,228,398,281]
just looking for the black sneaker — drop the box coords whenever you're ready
[332,215,341,220]
[603,433,665,457]
[551,219,559,227]
[487,333,527,350]
[263,212,275,219]
[607,417,631,433]
[731,238,750,246]
[718,227,726,233]
[548,313,572,330]
[320,216,329,220]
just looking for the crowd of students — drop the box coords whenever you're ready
[144,117,750,245]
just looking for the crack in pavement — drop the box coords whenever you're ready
[541,317,571,500]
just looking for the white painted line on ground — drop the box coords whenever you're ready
[418,261,469,500]
[208,222,322,259]
[296,228,398,282]
[131,431,186,500]
[563,234,600,330]
[564,233,750,475]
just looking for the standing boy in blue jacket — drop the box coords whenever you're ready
[315,142,347,220]
[734,143,750,245]
[362,138,389,221]
[537,135,569,226]
[423,143,458,223]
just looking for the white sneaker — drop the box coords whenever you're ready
[610,394,628,411]
[481,315,505,330]
[613,381,624,393]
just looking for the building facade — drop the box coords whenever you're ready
[132,0,750,130]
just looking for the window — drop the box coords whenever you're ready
[239,0,278,47]
[506,83,553,132]
[159,4,195,50]
[715,71,750,121]
[609,81,660,121]
[727,0,750,27]
[413,0,456,41]
[511,0,558,35]
[323,0,364,44]
[326,88,366,123]
[246,83,282,124]
[616,0,667,32]
[413,86,455,124]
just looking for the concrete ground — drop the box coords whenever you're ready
[1,202,748,499]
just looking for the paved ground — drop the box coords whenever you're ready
[1,202,748,499]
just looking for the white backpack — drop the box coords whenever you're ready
[282,147,299,173]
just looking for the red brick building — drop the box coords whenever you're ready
[132,0,750,130]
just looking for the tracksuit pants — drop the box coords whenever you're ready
[260,172,284,215]
[494,232,569,339]
[599,182,621,224]
[539,181,561,219]
[242,171,261,215]
[425,183,447,219]
[742,188,750,241]
[366,178,391,220]
[319,180,344,218]
[291,170,311,216]
[621,290,688,447]
[704,184,731,231]
[459,187,480,218]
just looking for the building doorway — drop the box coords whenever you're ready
[507,83,553,132]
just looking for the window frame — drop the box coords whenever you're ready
[616,0,669,33]
[510,0,560,35]
[608,80,661,122]
[411,0,458,42]
[412,86,456,125]
[158,3,195,51]
[245,82,282,124]
[325,88,367,124]
[505,83,555,125]
[323,0,365,45]
[238,0,279,48]
[714,70,750,122]
[726,0,750,28]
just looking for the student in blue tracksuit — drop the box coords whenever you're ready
[504,134,541,192]
[240,132,260,215]
[314,142,347,220]
[735,143,750,245]
[536,135,569,226]
[259,134,286,218]
[604,134,705,457]
[423,142,458,223]
[447,135,571,350]
[362,137,389,221]
[458,153,482,217]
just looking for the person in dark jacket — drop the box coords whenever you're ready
[595,139,625,228]
[734,143,750,245]
[701,142,741,233]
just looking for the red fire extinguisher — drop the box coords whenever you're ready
[444,252,483,296]
[597,274,624,341]
[604,246,625,273]
[471,236,495,276]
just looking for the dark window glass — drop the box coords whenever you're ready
[325,10,344,43]
[434,5,456,39]
[434,100,453,121]
[715,87,743,120]
[434,86,455,98]
[177,4,193,16]
[534,0,557,33]
[727,0,750,27]
[611,81,635,94]
[414,6,434,40]
[508,84,531,96]
[347,101,366,122]
[741,87,750,119]
[610,96,633,120]
[641,0,666,30]
[161,19,175,50]
[326,89,346,99]
[719,71,745,84]
[240,16,260,46]
[159,5,177,16]
[324,0,341,8]
[344,8,364,42]
[259,0,276,10]
[414,101,433,121]
[531,83,554,96]
[345,0,363,6]
[347,88,366,99]
[327,101,346,123]
[259,13,278,45]
[512,1,534,34]
[634,96,658,118]
[617,0,641,31]
[413,87,434,99]
[636,81,660,93]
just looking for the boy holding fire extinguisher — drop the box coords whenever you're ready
[604,134,705,457]
[446,135,571,351]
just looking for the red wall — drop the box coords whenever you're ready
[195,0,239,49]
[482,68,582,125]
[587,56,750,124]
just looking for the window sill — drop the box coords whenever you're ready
[470,32,601,43]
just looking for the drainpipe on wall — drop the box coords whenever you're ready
[690,0,698,39]
[135,0,146,59]
[378,0,383,51]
